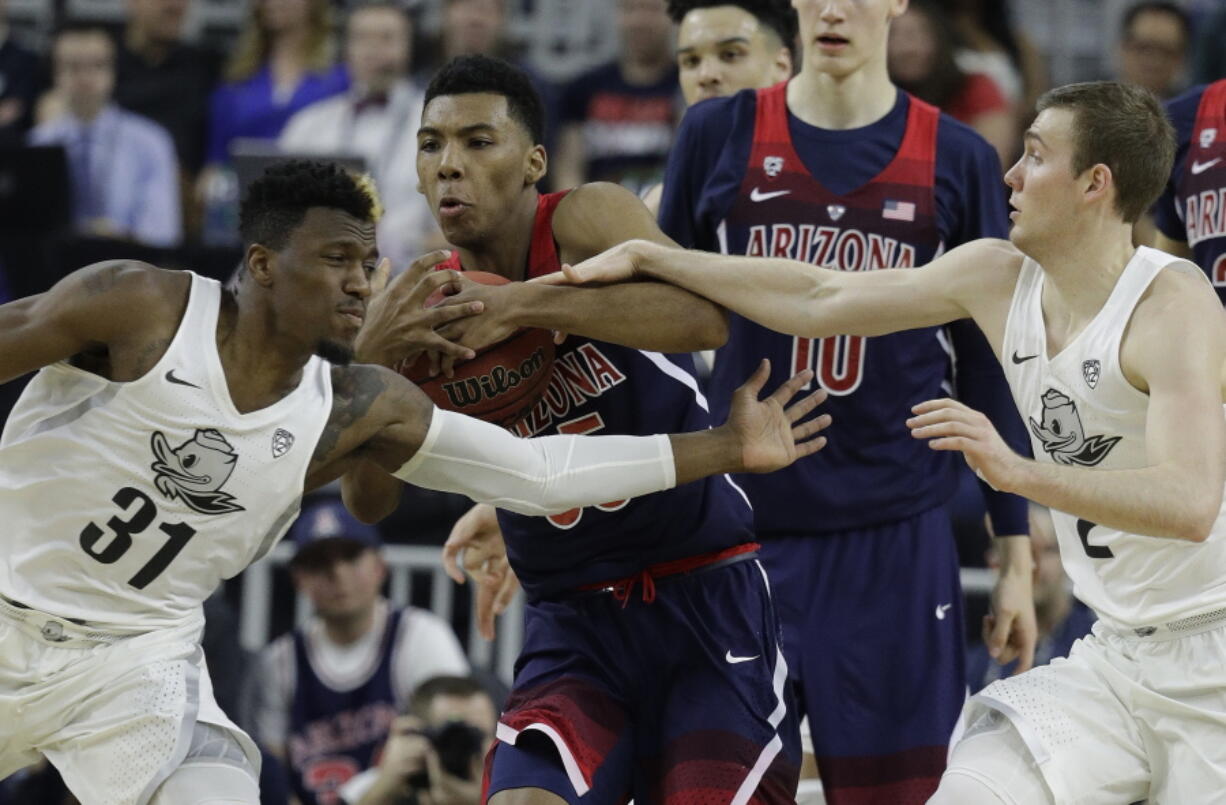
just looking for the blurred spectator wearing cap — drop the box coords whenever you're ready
[0,0,39,144]
[552,0,680,194]
[281,1,437,271]
[1115,1,1191,101]
[115,0,221,179]
[205,0,347,168]
[29,24,182,248]
[339,675,499,805]
[249,498,470,805]
[889,0,1015,166]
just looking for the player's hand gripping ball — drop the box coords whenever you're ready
[398,271,555,428]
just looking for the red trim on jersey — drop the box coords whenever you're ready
[434,190,572,278]
[577,542,761,606]
[752,82,940,190]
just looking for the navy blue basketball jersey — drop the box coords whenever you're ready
[287,608,402,805]
[1155,79,1226,303]
[443,192,755,599]
[660,84,1027,536]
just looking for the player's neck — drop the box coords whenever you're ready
[218,298,313,413]
[453,191,540,282]
[1036,224,1136,335]
[788,58,897,130]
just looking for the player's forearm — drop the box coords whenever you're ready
[628,240,835,338]
[1006,460,1221,542]
[506,282,728,351]
[341,459,402,523]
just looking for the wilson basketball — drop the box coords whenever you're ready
[398,271,555,428]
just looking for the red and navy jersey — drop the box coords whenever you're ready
[287,609,402,805]
[446,192,755,599]
[660,84,1029,536]
[1154,80,1226,304]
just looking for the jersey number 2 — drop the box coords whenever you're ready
[79,487,197,588]
[793,335,866,395]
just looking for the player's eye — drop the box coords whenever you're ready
[470,138,493,148]
[680,55,699,69]
[419,139,439,153]
[721,49,744,62]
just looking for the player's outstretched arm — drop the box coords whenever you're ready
[437,183,730,355]
[0,260,189,385]
[547,237,1021,343]
[910,268,1225,542]
[307,361,830,516]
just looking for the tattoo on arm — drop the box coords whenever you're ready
[310,366,390,471]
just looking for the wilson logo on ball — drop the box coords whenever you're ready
[442,347,550,409]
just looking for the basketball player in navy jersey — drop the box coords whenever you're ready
[557,80,1226,805]
[1152,78,1226,304]
[353,54,827,804]
[624,0,1036,800]
[0,160,826,805]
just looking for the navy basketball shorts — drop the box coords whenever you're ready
[757,506,965,805]
[485,556,800,804]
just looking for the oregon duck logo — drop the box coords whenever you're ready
[150,428,245,515]
[1028,389,1121,467]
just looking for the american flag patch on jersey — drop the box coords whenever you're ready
[882,200,916,221]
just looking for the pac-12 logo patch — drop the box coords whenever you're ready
[272,428,295,458]
[150,428,245,515]
[827,204,846,221]
[1082,359,1101,389]
[1028,389,1120,467]
[1201,127,1217,149]
[763,155,784,177]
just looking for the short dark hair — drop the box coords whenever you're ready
[666,0,797,47]
[409,676,491,718]
[424,54,545,145]
[1035,81,1175,223]
[1121,1,1191,42]
[238,160,378,251]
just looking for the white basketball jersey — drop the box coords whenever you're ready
[0,273,334,632]
[1002,246,1226,628]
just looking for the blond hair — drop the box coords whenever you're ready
[225,0,336,84]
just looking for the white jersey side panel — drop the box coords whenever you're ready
[0,273,334,631]
[1001,246,1226,628]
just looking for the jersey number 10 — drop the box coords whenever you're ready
[792,335,866,395]
[78,486,197,589]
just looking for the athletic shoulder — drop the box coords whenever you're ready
[934,111,1002,167]
[1140,250,1222,314]
[940,238,1025,283]
[680,89,756,134]
[58,260,190,319]
[553,181,648,245]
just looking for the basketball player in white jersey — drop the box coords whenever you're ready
[550,80,1226,803]
[0,160,829,805]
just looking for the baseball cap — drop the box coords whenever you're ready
[287,499,382,567]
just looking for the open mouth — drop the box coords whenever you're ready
[439,196,471,218]
[817,33,850,50]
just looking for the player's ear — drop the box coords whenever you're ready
[888,0,910,22]
[525,144,547,187]
[773,45,794,82]
[245,245,276,288]
[1082,163,1113,208]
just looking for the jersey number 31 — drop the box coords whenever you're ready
[78,487,197,589]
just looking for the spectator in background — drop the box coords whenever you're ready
[1116,1,1191,100]
[949,0,1047,120]
[29,25,181,247]
[890,0,1015,165]
[206,0,347,167]
[115,0,220,177]
[553,0,680,194]
[249,499,470,805]
[966,505,1096,692]
[0,0,39,144]
[340,675,498,805]
[281,1,437,270]
[1192,5,1226,84]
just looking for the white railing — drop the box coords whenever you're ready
[238,546,1000,684]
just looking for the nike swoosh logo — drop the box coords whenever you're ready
[725,651,761,664]
[165,369,200,389]
[935,603,952,620]
[1191,158,1222,175]
[750,187,791,202]
[1011,351,1039,365]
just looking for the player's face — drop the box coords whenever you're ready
[676,6,792,105]
[1003,108,1084,253]
[417,93,546,249]
[264,207,379,365]
[792,0,908,79]
[293,548,386,620]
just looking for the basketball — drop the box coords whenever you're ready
[398,271,555,428]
